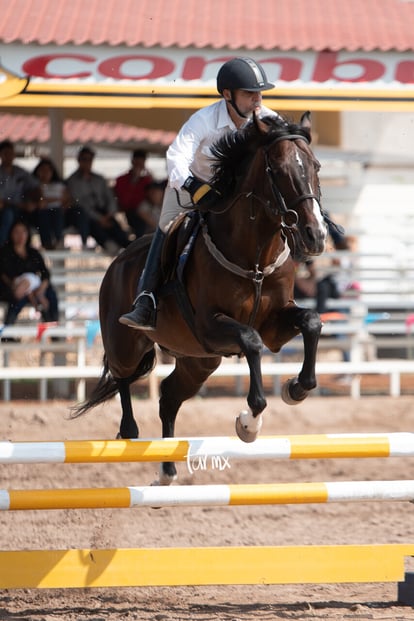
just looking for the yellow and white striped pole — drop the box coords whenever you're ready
[0,432,413,463]
[1,480,414,510]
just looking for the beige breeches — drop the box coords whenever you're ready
[158,186,193,232]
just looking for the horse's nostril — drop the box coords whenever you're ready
[305,225,316,242]
[304,225,326,253]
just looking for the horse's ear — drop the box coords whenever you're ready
[300,111,312,130]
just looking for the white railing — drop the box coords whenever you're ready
[1,357,413,402]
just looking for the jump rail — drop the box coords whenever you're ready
[1,480,414,510]
[1,432,414,463]
[1,544,414,589]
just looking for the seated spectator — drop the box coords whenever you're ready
[136,179,166,233]
[64,199,90,251]
[114,149,153,238]
[0,140,38,245]
[293,222,358,314]
[0,220,59,325]
[66,146,130,256]
[31,157,71,250]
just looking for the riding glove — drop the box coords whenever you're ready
[182,176,221,210]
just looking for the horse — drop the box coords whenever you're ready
[72,112,328,485]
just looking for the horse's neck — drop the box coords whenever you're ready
[235,160,285,264]
[207,149,287,267]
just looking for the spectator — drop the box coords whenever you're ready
[293,222,355,312]
[0,220,59,325]
[136,179,166,233]
[113,149,153,239]
[0,140,38,245]
[66,146,130,256]
[31,157,71,250]
[316,235,360,314]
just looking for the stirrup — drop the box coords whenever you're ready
[118,292,157,330]
[133,291,156,308]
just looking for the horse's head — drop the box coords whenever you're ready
[254,112,327,260]
[210,112,327,261]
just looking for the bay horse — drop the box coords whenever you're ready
[72,112,327,484]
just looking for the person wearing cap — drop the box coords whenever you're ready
[119,57,277,330]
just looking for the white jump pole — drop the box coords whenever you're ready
[0,432,414,464]
[1,480,414,511]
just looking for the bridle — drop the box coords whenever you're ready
[262,133,344,237]
[262,133,322,228]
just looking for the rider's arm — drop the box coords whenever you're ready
[166,112,207,192]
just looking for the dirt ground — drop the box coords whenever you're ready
[1,393,414,620]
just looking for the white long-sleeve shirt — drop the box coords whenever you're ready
[167,99,277,191]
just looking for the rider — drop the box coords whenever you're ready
[119,57,277,330]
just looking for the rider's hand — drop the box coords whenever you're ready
[182,176,221,210]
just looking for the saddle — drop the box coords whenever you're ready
[159,210,202,333]
[161,210,201,282]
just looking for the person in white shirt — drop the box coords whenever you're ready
[119,57,276,330]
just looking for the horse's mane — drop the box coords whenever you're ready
[210,115,311,197]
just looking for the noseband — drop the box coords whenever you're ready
[263,134,321,227]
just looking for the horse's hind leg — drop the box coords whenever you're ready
[155,355,221,485]
[280,306,322,404]
[117,377,139,438]
[112,347,156,438]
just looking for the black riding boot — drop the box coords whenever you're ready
[119,228,166,330]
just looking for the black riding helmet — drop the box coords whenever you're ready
[216,57,274,94]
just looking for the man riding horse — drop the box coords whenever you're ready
[76,82,329,466]
[119,57,278,331]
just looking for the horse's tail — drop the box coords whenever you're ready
[70,348,156,418]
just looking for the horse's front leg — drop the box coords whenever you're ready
[205,313,266,443]
[279,306,322,404]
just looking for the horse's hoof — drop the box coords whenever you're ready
[151,464,177,487]
[281,377,308,405]
[151,474,177,487]
[149,468,177,509]
[235,410,262,443]
[116,430,139,440]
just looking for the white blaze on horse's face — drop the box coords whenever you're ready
[295,146,326,234]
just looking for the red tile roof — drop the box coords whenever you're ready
[1,0,414,52]
[0,114,176,151]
